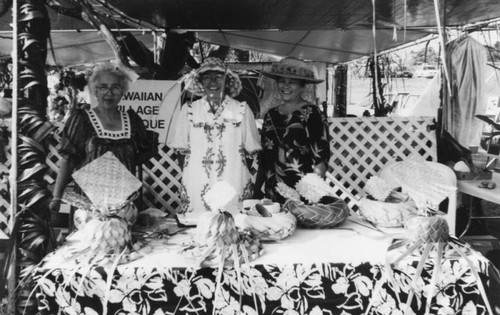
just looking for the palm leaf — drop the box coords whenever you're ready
[17,150,44,165]
[476,114,500,131]
[18,163,48,182]
[18,135,45,153]
[19,189,50,209]
[14,1,53,314]
[19,3,44,21]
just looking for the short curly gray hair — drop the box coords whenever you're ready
[88,63,131,94]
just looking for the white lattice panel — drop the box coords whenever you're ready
[326,116,437,209]
[45,131,62,184]
[2,116,438,224]
[142,145,182,215]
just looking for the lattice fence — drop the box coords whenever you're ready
[0,116,438,237]
[327,116,437,209]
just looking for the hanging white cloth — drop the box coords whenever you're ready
[443,36,487,148]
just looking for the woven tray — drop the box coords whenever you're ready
[358,197,417,228]
[234,211,297,241]
[283,198,349,229]
[72,151,142,209]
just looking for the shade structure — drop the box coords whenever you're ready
[197,28,432,64]
[0,0,499,65]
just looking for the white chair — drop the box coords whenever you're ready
[379,161,457,235]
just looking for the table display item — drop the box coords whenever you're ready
[176,212,202,227]
[182,181,263,267]
[234,199,297,241]
[366,216,495,315]
[278,173,350,229]
[378,158,456,213]
[59,152,142,263]
[329,158,455,228]
[358,191,417,228]
[72,151,142,209]
[357,176,418,228]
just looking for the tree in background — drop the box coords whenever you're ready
[411,46,439,65]
[486,41,500,63]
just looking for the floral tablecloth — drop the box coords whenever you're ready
[35,223,493,315]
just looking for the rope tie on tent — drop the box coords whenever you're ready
[433,0,452,97]
[403,0,407,42]
[371,0,382,107]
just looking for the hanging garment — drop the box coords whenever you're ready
[443,36,487,148]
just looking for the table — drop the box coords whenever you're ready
[457,172,500,237]
[35,219,494,315]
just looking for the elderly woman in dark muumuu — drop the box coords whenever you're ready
[50,63,156,213]
[254,57,331,203]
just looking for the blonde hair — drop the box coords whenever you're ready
[88,63,131,94]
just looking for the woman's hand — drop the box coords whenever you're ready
[253,188,264,200]
[313,161,327,178]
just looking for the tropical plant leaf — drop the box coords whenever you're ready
[0,218,21,301]
[21,121,47,136]
[22,38,39,51]
[17,107,39,115]
[18,163,49,182]
[19,3,44,21]
[19,135,45,153]
[31,121,56,142]
[15,1,53,313]
[476,114,500,131]
[20,119,45,134]
[18,188,50,209]
[21,80,41,90]
[18,247,40,262]
[18,150,44,165]
[19,68,38,78]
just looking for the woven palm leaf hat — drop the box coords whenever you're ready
[261,57,324,84]
[184,57,242,97]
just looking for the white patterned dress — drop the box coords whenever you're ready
[167,96,261,219]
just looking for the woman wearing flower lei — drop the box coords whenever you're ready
[168,57,261,224]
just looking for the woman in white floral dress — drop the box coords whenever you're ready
[168,57,261,224]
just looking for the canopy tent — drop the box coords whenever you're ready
[0,0,499,65]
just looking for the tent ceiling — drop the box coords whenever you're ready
[108,0,500,31]
[0,0,499,66]
[0,31,155,66]
[196,29,432,64]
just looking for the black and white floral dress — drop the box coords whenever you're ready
[260,104,330,202]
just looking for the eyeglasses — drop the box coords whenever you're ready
[96,85,123,94]
[200,73,225,83]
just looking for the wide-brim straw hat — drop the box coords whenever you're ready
[262,57,324,84]
[184,57,242,97]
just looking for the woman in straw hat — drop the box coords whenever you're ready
[255,57,330,202]
[167,57,261,224]
[49,63,156,213]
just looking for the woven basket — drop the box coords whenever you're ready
[358,195,417,228]
[234,211,297,241]
[283,198,349,229]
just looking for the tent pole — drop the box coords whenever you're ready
[8,0,18,313]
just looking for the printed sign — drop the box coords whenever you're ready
[118,80,181,142]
